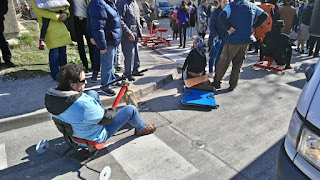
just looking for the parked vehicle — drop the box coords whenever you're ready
[157,1,173,17]
[276,2,320,179]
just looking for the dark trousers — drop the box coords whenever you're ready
[178,24,187,47]
[260,44,292,66]
[0,19,12,64]
[40,15,68,40]
[309,35,320,56]
[74,16,94,70]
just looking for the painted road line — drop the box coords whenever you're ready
[108,134,198,179]
[0,143,8,170]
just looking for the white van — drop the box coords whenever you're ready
[276,59,320,179]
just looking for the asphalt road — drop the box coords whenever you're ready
[1,17,319,180]
[0,50,317,179]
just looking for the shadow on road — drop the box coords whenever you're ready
[231,138,284,180]
[0,133,137,179]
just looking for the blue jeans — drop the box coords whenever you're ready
[49,46,67,80]
[100,45,116,89]
[122,41,140,76]
[86,90,146,138]
[209,40,222,73]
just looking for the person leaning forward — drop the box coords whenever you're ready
[212,0,268,91]
[45,64,156,144]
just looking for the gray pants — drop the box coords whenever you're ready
[122,40,140,76]
[213,42,249,89]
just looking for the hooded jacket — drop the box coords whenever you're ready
[45,88,116,143]
[30,0,72,49]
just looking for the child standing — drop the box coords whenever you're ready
[171,7,179,40]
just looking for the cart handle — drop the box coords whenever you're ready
[100,69,148,89]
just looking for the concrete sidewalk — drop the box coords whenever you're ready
[0,46,178,133]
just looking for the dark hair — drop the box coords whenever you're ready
[181,0,189,13]
[57,64,85,91]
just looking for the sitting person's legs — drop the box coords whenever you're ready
[85,90,155,138]
[106,105,146,138]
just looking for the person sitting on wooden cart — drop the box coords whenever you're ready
[260,20,293,69]
[182,36,207,78]
[45,64,156,145]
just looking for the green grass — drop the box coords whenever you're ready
[0,21,88,81]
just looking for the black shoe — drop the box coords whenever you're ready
[308,51,313,56]
[295,48,300,52]
[314,54,319,57]
[179,44,182,47]
[212,82,221,89]
[134,72,144,76]
[115,67,124,72]
[102,89,116,96]
[253,49,258,54]
[91,72,98,83]
[5,62,17,67]
[228,87,235,91]
[128,77,135,81]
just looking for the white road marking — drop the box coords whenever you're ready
[0,143,8,170]
[108,134,198,180]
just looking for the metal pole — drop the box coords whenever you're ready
[154,0,158,19]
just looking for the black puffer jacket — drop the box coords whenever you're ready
[182,48,207,74]
[0,0,9,20]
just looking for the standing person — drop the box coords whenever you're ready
[253,0,275,53]
[208,0,229,77]
[296,0,314,54]
[187,1,196,39]
[0,0,16,68]
[212,0,268,91]
[170,7,179,40]
[89,0,122,96]
[308,35,320,57]
[177,1,190,48]
[142,0,152,29]
[116,0,147,81]
[73,0,95,73]
[197,0,208,43]
[277,0,296,35]
[31,0,72,80]
[207,0,219,52]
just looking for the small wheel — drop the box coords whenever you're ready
[36,140,49,154]
[99,166,111,180]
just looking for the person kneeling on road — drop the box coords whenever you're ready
[260,20,293,69]
[44,64,156,144]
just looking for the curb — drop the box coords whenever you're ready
[0,69,178,133]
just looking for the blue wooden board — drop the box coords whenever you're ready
[181,88,219,108]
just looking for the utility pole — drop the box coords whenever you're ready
[154,0,158,19]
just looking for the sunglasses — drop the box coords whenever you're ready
[78,79,86,84]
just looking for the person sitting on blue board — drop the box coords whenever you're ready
[182,36,207,78]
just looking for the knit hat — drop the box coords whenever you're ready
[193,36,204,48]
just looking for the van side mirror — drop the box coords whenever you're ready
[305,64,316,82]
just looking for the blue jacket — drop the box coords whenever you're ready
[209,7,226,39]
[45,88,117,143]
[220,0,268,44]
[89,0,122,50]
[177,8,190,25]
